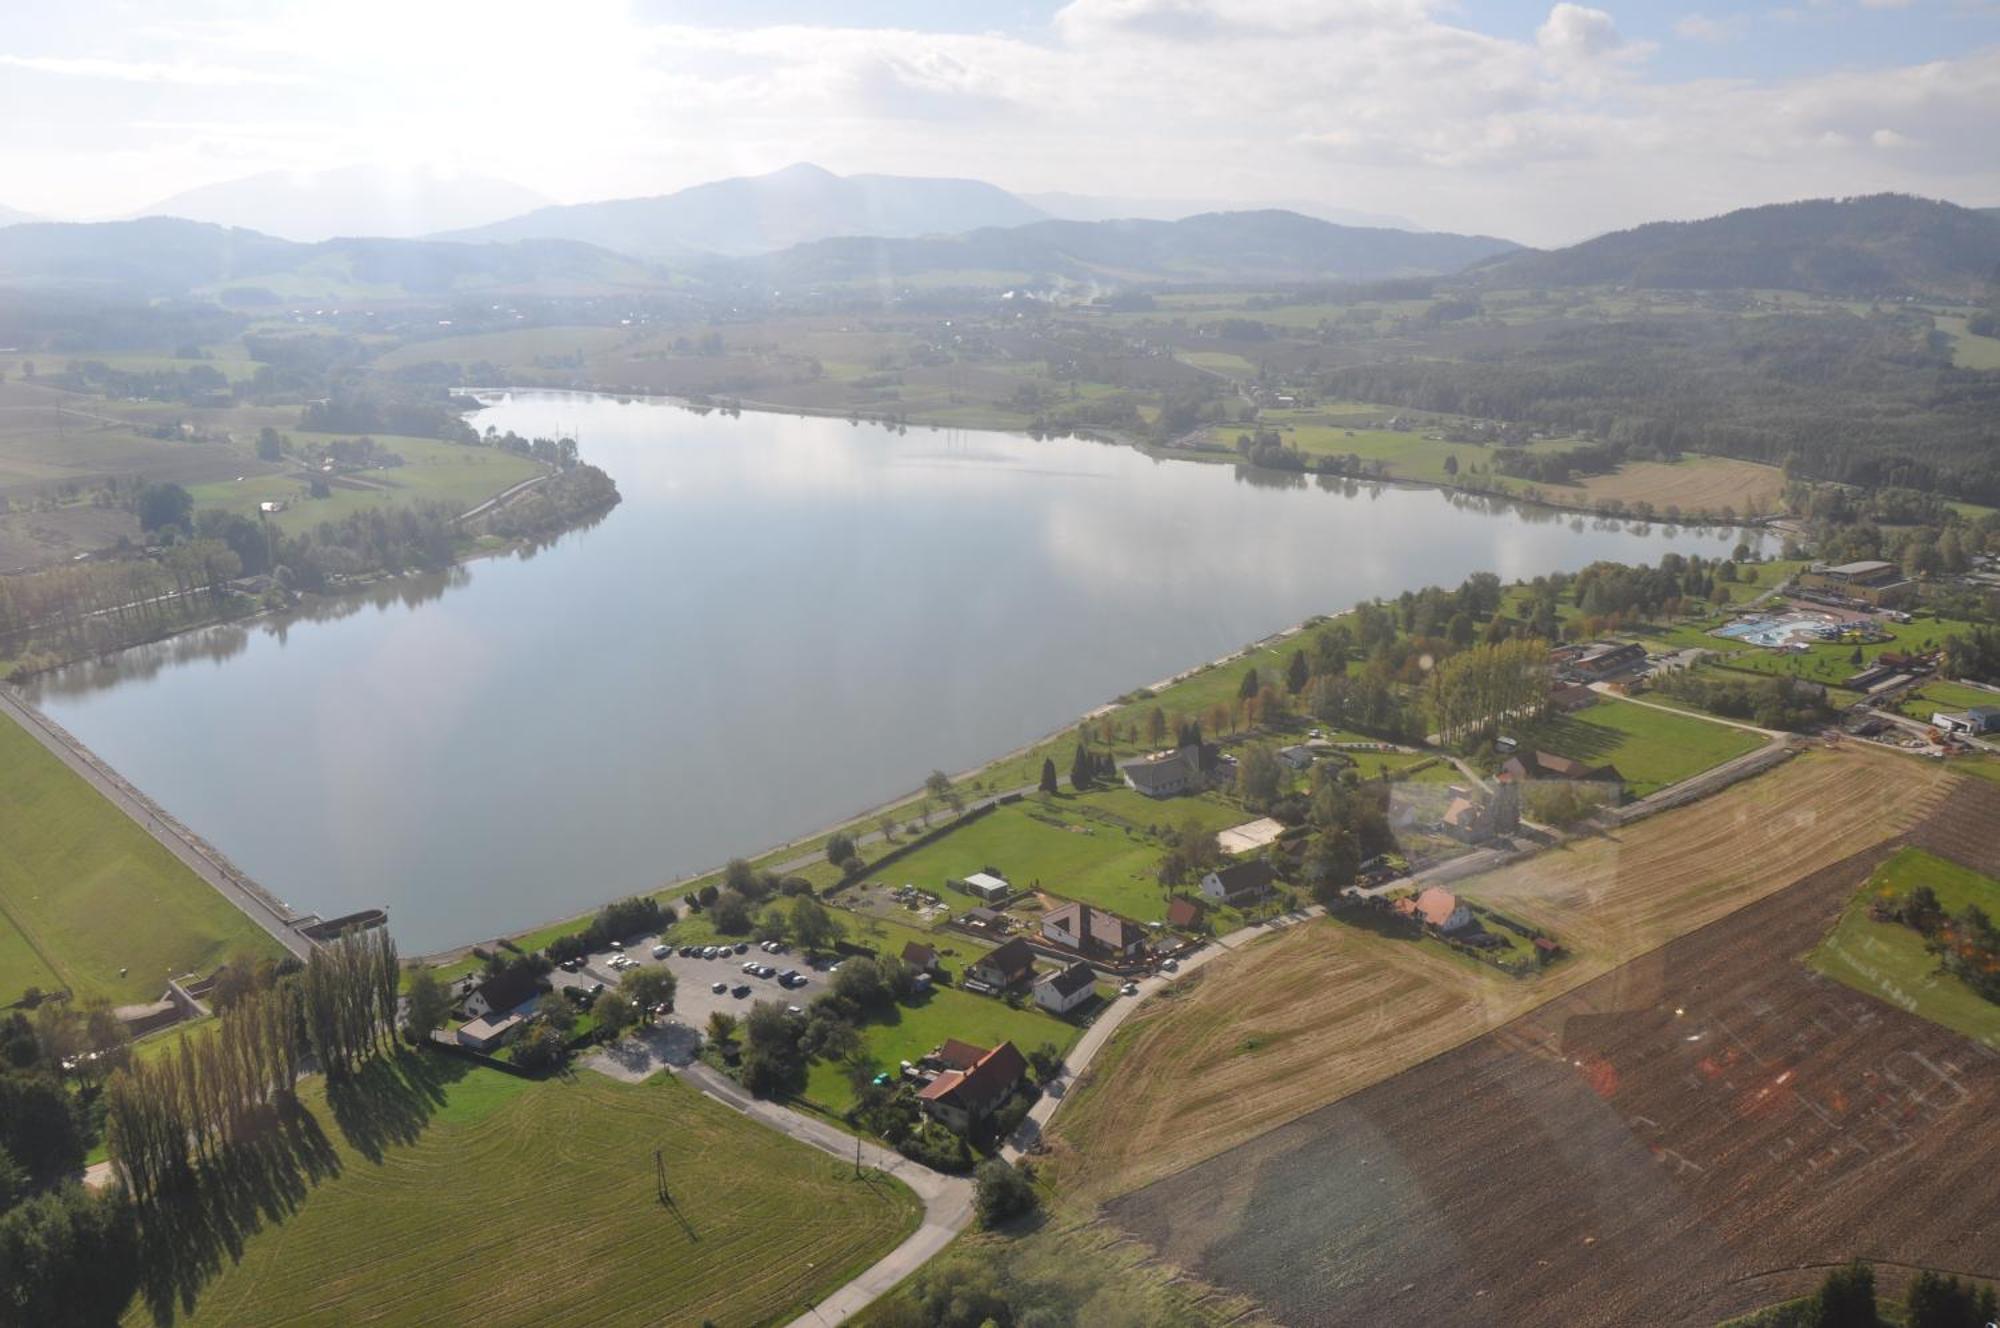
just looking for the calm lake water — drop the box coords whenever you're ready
[26,394,1764,951]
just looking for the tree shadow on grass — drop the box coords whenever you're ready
[132,1098,342,1326]
[1524,715,1625,764]
[324,1046,464,1164]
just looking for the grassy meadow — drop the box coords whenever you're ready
[1515,697,1765,797]
[122,1054,920,1327]
[1808,847,2000,1048]
[0,708,283,1005]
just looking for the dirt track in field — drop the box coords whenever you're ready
[1105,775,2000,1327]
[1048,747,1952,1202]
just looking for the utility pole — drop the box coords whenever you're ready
[654,1147,666,1203]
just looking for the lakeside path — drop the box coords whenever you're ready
[0,684,313,962]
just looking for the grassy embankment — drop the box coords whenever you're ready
[0,708,282,1005]
[119,1056,920,1327]
[1808,846,2000,1048]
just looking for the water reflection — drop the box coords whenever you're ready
[27,394,1766,951]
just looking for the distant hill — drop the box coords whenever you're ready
[1023,190,1419,231]
[1472,194,2000,297]
[726,209,1518,288]
[441,162,1049,258]
[137,166,554,243]
[0,217,660,300]
[0,203,38,228]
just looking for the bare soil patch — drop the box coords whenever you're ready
[1106,776,2000,1327]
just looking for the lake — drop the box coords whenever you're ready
[24,394,1765,952]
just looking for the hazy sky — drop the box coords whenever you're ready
[2,0,1996,244]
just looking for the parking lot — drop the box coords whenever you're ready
[548,934,832,1037]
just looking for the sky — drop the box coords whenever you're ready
[1,0,1996,245]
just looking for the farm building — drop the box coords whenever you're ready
[1933,708,2000,736]
[1035,961,1099,1016]
[1042,902,1149,961]
[1501,749,1624,789]
[1549,683,1599,712]
[966,937,1037,991]
[958,871,1011,904]
[917,1040,1027,1133]
[1200,859,1277,906]
[1557,640,1647,681]
[1119,739,1228,798]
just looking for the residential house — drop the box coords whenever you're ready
[464,966,542,1021]
[1119,740,1226,798]
[1392,886,1476,936]
[1200,859,1277,906]
[1276,745,1315,772]
[1034,962,1098,1016]
[1166,896,1206,930]
[959,906,1007,933]
[960,871,1011,904]
[917,1040,1028,1133]
[901,941,939,974]
[1042,902,1148,961]
[966,937,1037,991]
[456,1012,525,1052]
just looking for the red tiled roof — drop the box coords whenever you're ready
[920,1041,1026,1114]
[1166,897,1203,928]
[937,1038,988,1071]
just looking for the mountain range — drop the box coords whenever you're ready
[1021,190,1417,231]
[436,162,1048,258]
[0,203,38,228]
[726,210,1516,288]
[1472,194,2000,297]
[135,166,553,243]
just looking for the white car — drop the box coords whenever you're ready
[651,944,669,959]
[1120,982,1140,997]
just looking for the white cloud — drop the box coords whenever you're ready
[1674,12,1747,42]
[0,0,1994,244]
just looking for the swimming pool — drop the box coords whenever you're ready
[1713,612,1843,648]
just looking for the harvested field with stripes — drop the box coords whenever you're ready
[1105,775,2000,1326]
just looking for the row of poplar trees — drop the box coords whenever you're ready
[105,929,399,1203]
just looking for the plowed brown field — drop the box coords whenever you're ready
[1050,747,1953,1202]
[1106,776,2000,1327]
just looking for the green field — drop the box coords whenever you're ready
[187,433,543,533]
[128,1055,920,1327]
[802,983,1081,1117]
[0,708,283,1005]
[1896,679,2000,722]
[1516,697,1764,797]
[1808,847,2000,1048]
[879,790,1246,923]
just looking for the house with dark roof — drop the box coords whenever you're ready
[901,941,939,974]
[966,937,1036,991]
[1200,859,1277,906]
[1119,740,1226,798]
[1042,902,1148,961]
[917,1040,1028,1133]
[464,966,543,1021]
[1034,961,1098,1016]
[1166,896,1205,930]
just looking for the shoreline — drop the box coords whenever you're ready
[474,382,1789,530]
[17,385,1771,966]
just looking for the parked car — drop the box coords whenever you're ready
[734,942,750,954]
[651,944,669,959]
[1120,982,1140,996]
[558,958,581,973]
[732,984,751,998]
[679,945,696,957]
[711,981,726,994]
[608,940,623,951]
[1161,958,1179,972]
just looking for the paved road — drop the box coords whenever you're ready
[1003,905,1324,1161]
[0,685,312,961]
[663,1063,975,1328]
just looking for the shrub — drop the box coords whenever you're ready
[896,1123,974,1174]
[973,1158,1039,1227]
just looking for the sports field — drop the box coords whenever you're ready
[129,1056,920,1327]
[0,707,283,1005]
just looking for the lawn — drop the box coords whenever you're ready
[187,433,542,533]
[1516,697,1764,797]
[130,1054,920,1327]
[1713,612,1973,690]
[0,708,283,1005]
[801,983,1081,1117]
[1807,847,2000,1049]
[1896,679,2000,722]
